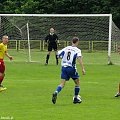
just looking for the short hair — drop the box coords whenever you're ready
[2,35,8,39]
[72,37,79,44]
[50,28,54,30]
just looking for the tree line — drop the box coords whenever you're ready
[0,0,120,28]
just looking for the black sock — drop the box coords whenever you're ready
[46,54,50,64]
[56,55,58,65]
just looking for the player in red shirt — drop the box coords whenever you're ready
[0,35,13,92]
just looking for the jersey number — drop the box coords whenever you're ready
[67,52,71,60]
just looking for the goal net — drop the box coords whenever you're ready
[0,14,119,64]
[111,22,120,65]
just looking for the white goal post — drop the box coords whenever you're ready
[1,14,119,64]
[108,14,112,64]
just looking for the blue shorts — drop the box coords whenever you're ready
[61,66,79,81]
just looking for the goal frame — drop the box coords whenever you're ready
[0,14,112,64]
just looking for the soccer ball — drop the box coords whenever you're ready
[73,95,82,101]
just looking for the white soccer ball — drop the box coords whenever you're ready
[73,95,82,100]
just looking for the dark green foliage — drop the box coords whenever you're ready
[0,0,120,28]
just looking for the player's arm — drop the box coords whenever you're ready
[0,44,3,50]
[5,51,13,60]
[54,34,59,44]
[58,47,66,58]
[45,35,49,46]
[77,50,85,75]
[45,35,49,43]
[78,57,85,75]
[56,35,59,44]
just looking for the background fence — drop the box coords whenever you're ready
[7,40,119,52]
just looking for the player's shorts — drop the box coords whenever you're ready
[48,43,57,51]
[61,66,79,81]
[0,59,5,73]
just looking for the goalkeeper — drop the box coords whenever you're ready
[45,28,59,65]
[0,35,13,92]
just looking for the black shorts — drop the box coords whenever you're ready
[48,43,57,51]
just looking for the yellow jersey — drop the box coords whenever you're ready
[0,43,7,59]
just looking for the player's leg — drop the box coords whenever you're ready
[54,50,58,65]
[52,79,66,104]
[45,44,52,65]
[45,51,51,65]
[54,79,66,94]
[53,43,58,65]
[0,61,5,85]
[68,67,81,103]
[73,78,80,98]
[67,67,80,98]
[115,83,120,97]
[0,73,4,85]
[52,67,69,104]
[73,78,82,103]
[0,62,6,92]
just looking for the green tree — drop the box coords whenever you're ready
[0,0,120,28]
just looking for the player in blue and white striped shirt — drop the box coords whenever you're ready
[52,37,85,104]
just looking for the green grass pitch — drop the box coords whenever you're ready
[0,51,120,120]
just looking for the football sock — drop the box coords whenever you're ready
[74,86,80,98]
[46,54,50,64]
[0,76,4,85]
[55,85,62,94]
[56,55,58,65]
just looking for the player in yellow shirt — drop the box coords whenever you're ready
[0,35,13,92]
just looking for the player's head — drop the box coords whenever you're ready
[72,37,79,46]
[50,28,55,34]
[2,35,9,44]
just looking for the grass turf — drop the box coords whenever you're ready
[0,60,120,120]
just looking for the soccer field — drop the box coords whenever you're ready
[0,52,120,120]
